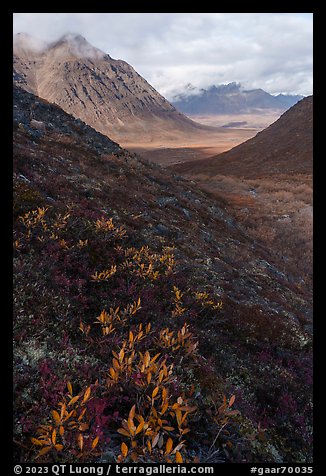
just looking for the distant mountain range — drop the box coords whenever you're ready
[171,82,304,115]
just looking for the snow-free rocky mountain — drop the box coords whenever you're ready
[171,82,303,115]
[13,33,211,144]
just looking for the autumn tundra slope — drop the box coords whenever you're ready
[171,96,313,304]
[13,85,312,463]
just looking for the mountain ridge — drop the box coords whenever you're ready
[171,82,303,115]
[13,33,215,145]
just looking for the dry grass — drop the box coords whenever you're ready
[187,173,313,303]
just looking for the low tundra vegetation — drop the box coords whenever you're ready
[13,185,312,464]
[14,203,242,463]
[13,87,313,464]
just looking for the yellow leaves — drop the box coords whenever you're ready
[194,290,223,311]
[122,245,174,281]
[82,386,91,404]
[117,404,139,440]
[175,409,182,427]
[172,303,187,318]
[68,395,80,406]
[96,310,108,324]
[59,239,69,250]
[67,381,73,396]
[36,446,52,458]
[172,286,183,302]
[64,410,74,423]
[79,321,91,336]
[31,438,44,446]
[158,324,197,357]
[14,239,21,250]
[77,239,88,249]
[95,309,118,335]
[152,386,159,399]
[171,286,187,317]
[91,265,117,281]
[135,420,145,435]
[19,207,48,229]
[150,352,161,364]
[91,436,99,450]
[162,387,168,402]
[59,403,65,419]
[17,207,58,245]
[147,439,152,454]
[129,405,136,420]
[144,351,150,368]
[119,347,126,363]
[37,207,47,217]
[109,367,117,379]
[126,421,135,438]
[21,207,219,464]
[51,429,57,446]
[125,297,142,316]
[52,410,61,425]
[95,217,127,239]
[78,407,87,422]
[127,416,136,437]
[229,395,236,407]
[165,437,173,454]
[114,351,196,461]
[96,217,115,232]
[121,442,128,457]
[77,433,84,452]
[94,299,142,337]
[163,425,174,431]
[161,402,169,417]
[16,207,56,240]
[32,381,95,461]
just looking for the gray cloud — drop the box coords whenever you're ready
[13,13,313,98]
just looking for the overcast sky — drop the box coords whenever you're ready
[13,13,313,99]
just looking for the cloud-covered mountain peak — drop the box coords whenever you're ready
[13,32,48,55]
[47,33,108,60]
